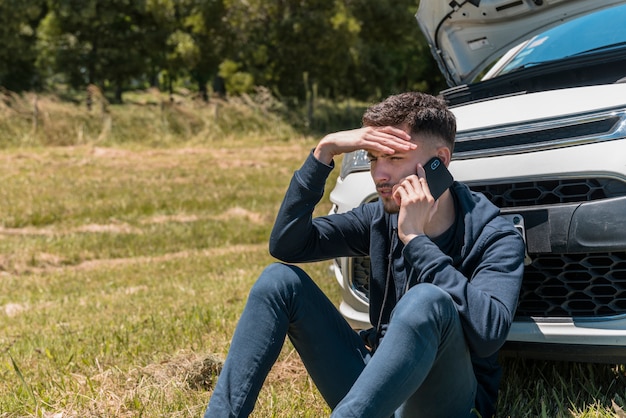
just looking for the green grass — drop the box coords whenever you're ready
[0,92,625,417]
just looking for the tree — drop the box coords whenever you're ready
[176,0,229,100]
[0,0,47,91]
[347,0,446,98]
[37,0,169,101]
[220,0,360,99]
[217,0,444,100]
[9,0,445,102]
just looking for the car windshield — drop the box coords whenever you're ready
[496,3,626,76]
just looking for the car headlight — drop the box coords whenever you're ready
[340,150,370,179]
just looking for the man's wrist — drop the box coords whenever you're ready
[401,233,423,245]
[313,145,335,165]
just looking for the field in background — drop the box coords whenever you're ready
[0,92,625,417]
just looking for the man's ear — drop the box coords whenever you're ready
[436,146,452,166]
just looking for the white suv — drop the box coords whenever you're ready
[329,0,626,362]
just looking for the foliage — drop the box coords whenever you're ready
[0,0,47,91]
[349,0,446,96]
[36,0,168,101]
[0,0,446,102]
[218,60,254,96]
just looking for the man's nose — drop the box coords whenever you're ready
[371,163,390,183]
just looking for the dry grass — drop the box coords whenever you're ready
[0,111,335,416]
[0,88,299,148]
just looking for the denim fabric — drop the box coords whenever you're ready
[204,263,477,418]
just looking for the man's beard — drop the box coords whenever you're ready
[381,196,400,214]
[377,182,400,214]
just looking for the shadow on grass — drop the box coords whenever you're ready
[498,357,626,416]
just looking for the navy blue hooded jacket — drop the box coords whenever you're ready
[269,151,525,417]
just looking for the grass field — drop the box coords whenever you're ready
[1,93,625,417]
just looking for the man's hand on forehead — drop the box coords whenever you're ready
[314,126,415,164]
[361,126,415,155]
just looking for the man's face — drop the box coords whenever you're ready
[368,134,435,214]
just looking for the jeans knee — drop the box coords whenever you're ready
[392,283,456,328]
[250,262,309,299]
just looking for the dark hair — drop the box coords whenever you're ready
[362,92,456,152]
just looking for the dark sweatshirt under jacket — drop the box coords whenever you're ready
[269,151,526,418]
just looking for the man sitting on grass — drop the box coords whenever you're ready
[204,92,525,418]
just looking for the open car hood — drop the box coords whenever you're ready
[416,0,626,87]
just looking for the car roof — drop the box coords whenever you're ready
[416,0,626,87]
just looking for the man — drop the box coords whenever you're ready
[205,92,525,417]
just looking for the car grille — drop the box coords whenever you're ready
[350,256,371,300]
[469,178,626,208]
[349,252,626,319]
[519,252,626,317]
[348,176,626,319]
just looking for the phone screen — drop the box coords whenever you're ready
[423,157,454,200]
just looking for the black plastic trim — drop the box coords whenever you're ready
[502,196,626,254]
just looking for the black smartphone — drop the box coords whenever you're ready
[423,156,454,200]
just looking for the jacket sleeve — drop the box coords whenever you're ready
[269,151,372,263]
[402,218,525,357]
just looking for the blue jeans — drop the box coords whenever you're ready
[204,263,477,418]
